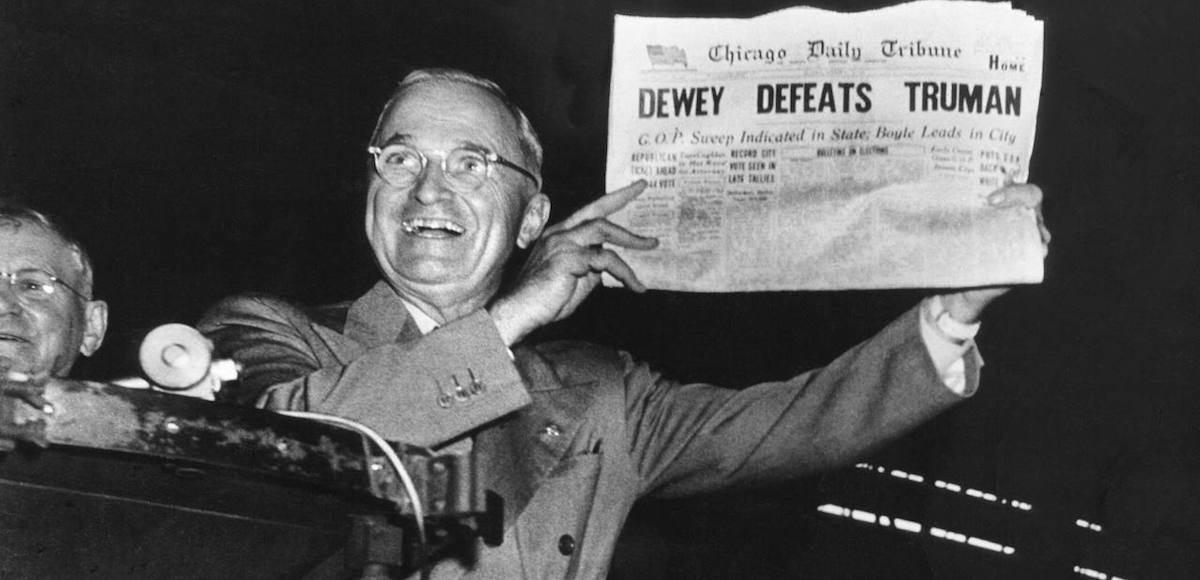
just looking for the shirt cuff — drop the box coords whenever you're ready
[919,296,980,395]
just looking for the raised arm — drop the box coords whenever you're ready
[199,293,528,446]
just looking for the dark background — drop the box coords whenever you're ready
[3,1,1198,578]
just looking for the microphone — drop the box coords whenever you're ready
[137,324,238,400]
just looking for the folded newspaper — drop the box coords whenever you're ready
[604,1,1044,291]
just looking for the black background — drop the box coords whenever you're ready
[3,1,1199,577]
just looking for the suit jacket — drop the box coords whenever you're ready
[198,281,978,579]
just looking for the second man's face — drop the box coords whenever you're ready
[0,221,104,377]
[365,80,546,317]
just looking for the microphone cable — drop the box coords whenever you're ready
[277,410,427,569]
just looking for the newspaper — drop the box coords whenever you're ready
[604,1,1044,292]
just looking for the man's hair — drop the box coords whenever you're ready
[0,198,96,298]
[369,68,544,189]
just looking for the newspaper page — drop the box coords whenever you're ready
[604,1,1044,292]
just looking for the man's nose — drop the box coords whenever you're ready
[410,163,456,205]
[0,281,21,314]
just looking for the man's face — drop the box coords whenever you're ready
[0,220,106,377]
[365,81,548,317]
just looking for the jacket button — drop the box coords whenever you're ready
[557,534,575,556]
[540,423,562,438]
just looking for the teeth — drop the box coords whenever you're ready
[402,218,465,236]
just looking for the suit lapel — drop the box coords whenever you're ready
[304,281,599,530]
[474,348,598,530]
[310,281,422,364]
[344,281,422,346]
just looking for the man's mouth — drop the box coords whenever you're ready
[0,332,29,344]
[401,217,466,239]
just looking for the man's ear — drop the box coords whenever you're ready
[516,193,551,249]
[79,300,108,357]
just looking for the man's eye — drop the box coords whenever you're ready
[383,150,422,170]
[453,153,489,176]
[15,279,48,293]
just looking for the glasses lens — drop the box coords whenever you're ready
[11,270,56,301]
[376,145,424,186]
[444,148,491,190]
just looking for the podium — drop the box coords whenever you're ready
[0,380,496,579]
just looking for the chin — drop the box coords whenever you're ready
[394,261,467,285]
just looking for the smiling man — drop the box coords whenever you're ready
[0,200,107,380]
[199,68,1048,578]
[362,76,551,327]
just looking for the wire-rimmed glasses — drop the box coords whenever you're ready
[367,143,540,192]
[0,269,88,302]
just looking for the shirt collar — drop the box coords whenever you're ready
[400,299,440,335]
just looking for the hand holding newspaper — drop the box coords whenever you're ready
[604,1,1044,291]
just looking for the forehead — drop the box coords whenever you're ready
[376,81,524,158]
[0,219,79,275]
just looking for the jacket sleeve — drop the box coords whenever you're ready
[198,294,530,446]
[622,305,977,499]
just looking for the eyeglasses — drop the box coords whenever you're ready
[1,269,88,302]
[367,144,540,192]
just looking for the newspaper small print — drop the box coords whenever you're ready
[604,1,1044,292]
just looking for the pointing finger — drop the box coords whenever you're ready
[554,180,648,232]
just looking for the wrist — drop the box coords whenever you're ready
[925,295,981,344]
[487,299,525,347]
[938,292,984,325]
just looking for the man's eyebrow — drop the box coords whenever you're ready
[378,133,415,147]
[377,134,499,155]
[16,266,59,277]
[457,140,496,154]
